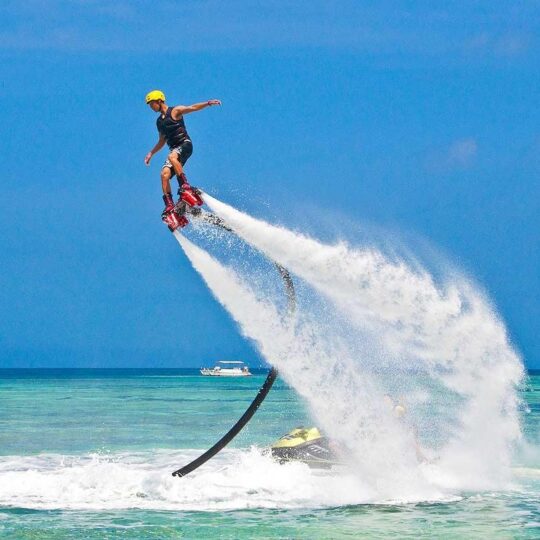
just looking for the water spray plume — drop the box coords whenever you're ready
[175,232,430,501]
[176,194,525,501]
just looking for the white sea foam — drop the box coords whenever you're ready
[177,195,524,498]
[0,450,391,511]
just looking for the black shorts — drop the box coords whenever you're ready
[162,140,193,171]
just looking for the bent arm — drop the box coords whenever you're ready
[172,99,221,118]
[145,134,166,165]
[150,134,166,155]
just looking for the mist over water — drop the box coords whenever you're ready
[175,196,525,502]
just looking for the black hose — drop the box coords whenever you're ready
[171,211,295,477]
[172,367,278,477]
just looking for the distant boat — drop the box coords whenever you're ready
[200,361,252,377]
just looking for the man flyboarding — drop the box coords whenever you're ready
[144,90,221,221]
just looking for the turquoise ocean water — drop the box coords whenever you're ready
[0,368,539,539]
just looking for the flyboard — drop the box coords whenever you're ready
[163,185,296,477]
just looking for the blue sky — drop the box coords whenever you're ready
[0,1,538,368]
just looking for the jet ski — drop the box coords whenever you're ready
[270,427,341,469]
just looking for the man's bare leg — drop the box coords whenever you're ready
[161,167,173,194]
[160,167,175,211]
[167,151,188,186]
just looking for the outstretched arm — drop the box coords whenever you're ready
[171,100,221,119]
[145,134,166,165]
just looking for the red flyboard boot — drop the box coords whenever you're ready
[180,184,200,207]
[162,193,175,213]
[161,193,188,232]
[178,174,204,207]
[188,184,204,206]
[162,211,188,232]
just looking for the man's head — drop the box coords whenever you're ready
[146,90,166,111]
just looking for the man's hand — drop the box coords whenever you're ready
[144,152,153,165]
[207,99,221,106]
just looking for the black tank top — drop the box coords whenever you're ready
[156,106,190,148]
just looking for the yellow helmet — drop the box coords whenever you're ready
[145,90,165,104]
